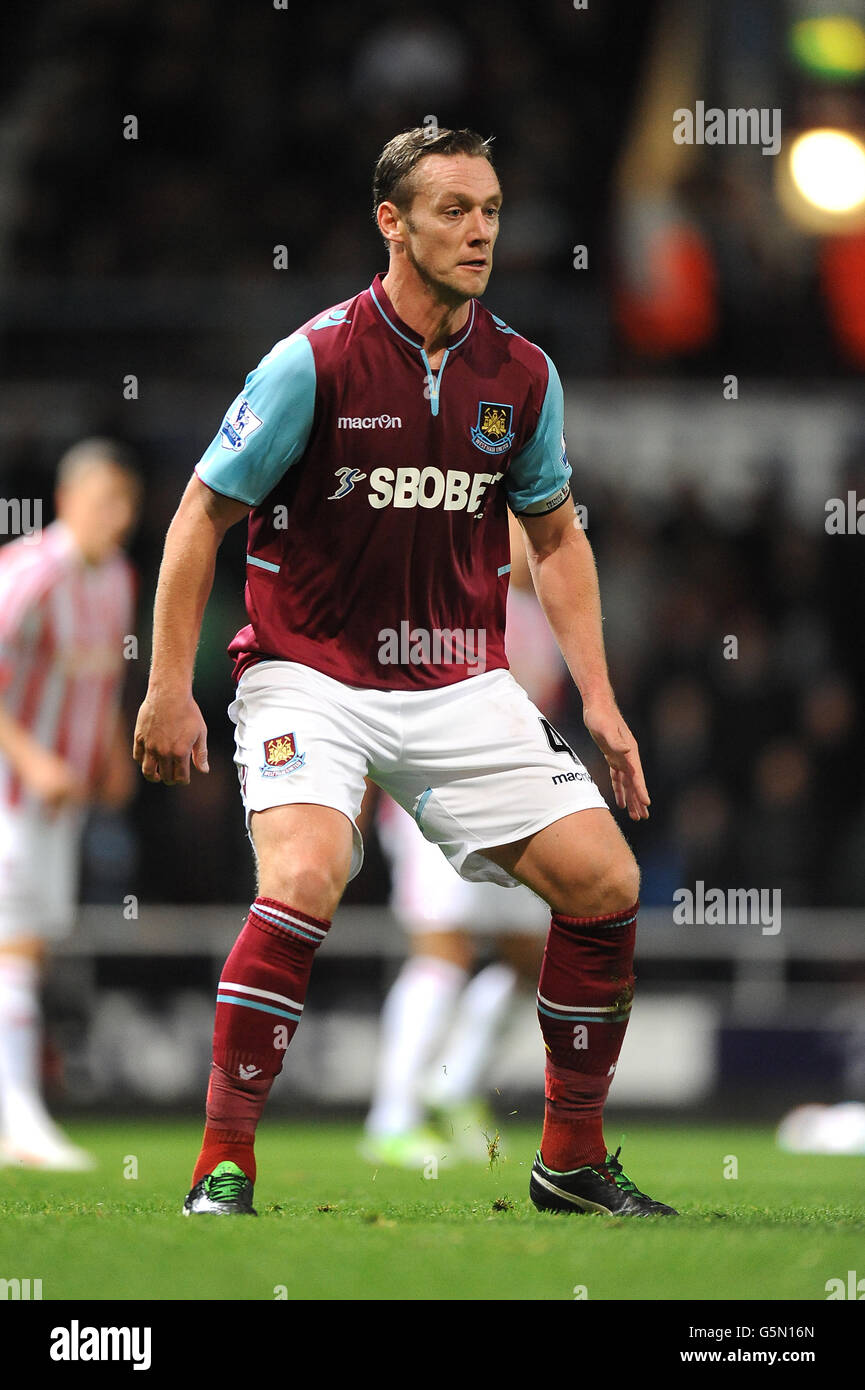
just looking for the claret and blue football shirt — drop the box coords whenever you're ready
[195,272,572,690]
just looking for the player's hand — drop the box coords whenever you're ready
[582,700,650,821]
[133,691,209,786]
[25,750,86,813]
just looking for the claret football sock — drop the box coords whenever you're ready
[536,902,638,1173]
[193,1067,268,1185]
[191,896,331,1186]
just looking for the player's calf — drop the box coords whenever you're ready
[536,900,638,1173]
[528,898,676,1213]
[184,896,331,1214]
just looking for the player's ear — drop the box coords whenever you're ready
[376,200,404,246]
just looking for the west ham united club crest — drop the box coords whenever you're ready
[259,732,306,778]
[471,401,515,455]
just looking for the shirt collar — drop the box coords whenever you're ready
[368,273,476,353]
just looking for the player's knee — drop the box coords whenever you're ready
[257,858,347,921]
[601,852,640,914]
[559,849,639,917]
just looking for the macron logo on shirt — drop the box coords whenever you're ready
[337,415,402,430]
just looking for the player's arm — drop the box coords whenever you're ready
[133,476,249,786]
[518,500,649,821]
[0,698,85,810]
[135,332,315,785]
[506,349,648,821]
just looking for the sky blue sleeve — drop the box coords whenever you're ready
[505,351,572,515]
[195,333,316,506]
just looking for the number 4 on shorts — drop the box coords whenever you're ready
[539,717,579,764]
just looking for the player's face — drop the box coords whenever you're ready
[56,464,140,563]
[400,155,502,304]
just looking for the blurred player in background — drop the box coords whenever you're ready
[0,440,140,1169]
[363,514,566,1166]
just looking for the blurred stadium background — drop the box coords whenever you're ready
[2,0,865,1134]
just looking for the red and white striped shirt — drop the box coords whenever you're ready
[0,521,135,809]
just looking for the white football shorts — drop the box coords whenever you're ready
[0,803,84,942]
[229,660,609,889]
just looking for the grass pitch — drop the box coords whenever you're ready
[0,1118,862,1301]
